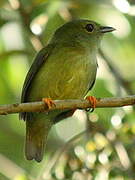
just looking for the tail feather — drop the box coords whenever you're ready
[25,115,52,162]
[25,127,45,162]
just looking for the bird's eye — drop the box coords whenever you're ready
[85,24,94,32]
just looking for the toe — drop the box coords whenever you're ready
[86,96,97,109]
[42,98,55,109]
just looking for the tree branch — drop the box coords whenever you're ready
[0,95,135,115]
[99,49,133,94]
[0,50,30,59]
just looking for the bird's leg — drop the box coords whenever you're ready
[86,96,97,112]
[42,98,55,109]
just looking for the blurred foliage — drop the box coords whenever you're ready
[0,0,135,179]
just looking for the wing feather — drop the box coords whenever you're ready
[20,44,54,120]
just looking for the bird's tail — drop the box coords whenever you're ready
[25,114,52,162]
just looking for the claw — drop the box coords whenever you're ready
[42,98,55,109]
[86,96,97,112]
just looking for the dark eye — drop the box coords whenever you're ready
[85,24,94,32]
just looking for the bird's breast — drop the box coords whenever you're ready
[28,46,97,101]
[56,55,97,99]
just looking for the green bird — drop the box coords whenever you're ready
[20,19,115,162]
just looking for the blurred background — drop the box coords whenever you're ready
[0,0,135,179]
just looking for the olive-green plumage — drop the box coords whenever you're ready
[20,19,115,162]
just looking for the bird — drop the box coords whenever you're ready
[20,19,115,162]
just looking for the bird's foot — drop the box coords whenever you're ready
[42,98,55,109]
[86,96,97,112]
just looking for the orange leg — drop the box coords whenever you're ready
[42,98,55,109]
[86,96,97,112]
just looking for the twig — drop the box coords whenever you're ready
[0,154,33,180]
[0,50,30,59]
[99,49,133,94]
[18,1,44,51]
[0,95,135,115]
[38,129,87,180]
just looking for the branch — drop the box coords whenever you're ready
[40,129,87,179]
[0,95,135,115]
[18,2,44,51]
[0,50,30,59]
[99,49,133,94]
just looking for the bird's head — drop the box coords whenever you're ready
[52,19,115,49]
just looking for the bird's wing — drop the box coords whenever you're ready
[87,61,98,93]
[88,76,96,91]
[20,44,54,120]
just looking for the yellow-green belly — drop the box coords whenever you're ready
[28,47,97,101]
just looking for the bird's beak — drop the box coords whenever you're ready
[99,26,116,33]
